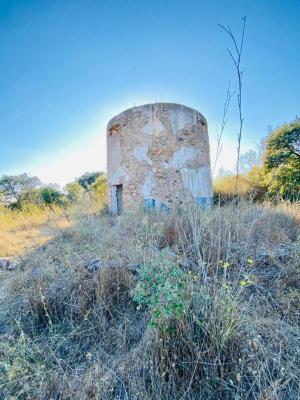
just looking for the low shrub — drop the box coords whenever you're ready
[132,248,188,333]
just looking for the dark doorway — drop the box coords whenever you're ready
[112,184,123,214]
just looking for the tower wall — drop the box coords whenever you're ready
[106,103,213,212]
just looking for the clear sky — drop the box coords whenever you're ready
[0,0,299,185]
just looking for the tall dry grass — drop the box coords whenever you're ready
[0,192,106,257]
[0,204,62,257]
[0,201,299,399]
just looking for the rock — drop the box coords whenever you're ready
[0,258,17,271]
[0,258,10,269]
[6,262,17,271]
[84,259,103,272]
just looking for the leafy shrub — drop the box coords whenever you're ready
[38,187,66,207]
[92,175,107,201]
[76,171,104,190]
[213,166,267,203]
[65,181,84,202]
[0,173,41,204]
[8,186,67,210]
[132,249,188,333]
[214,119,300,203]
[0,330,50,399]
[264,119,300,200]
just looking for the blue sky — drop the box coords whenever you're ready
[0,0,299,185]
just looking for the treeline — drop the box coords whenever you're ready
[214,119,300,203]
[0,171,107,210]
[1,120,298,210]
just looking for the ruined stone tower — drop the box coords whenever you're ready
[107,103,213,213]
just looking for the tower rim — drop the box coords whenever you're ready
[107,102,207,132]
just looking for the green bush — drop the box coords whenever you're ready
[65,182,84,203]
[0,331,49,398]
[213,166,267,204]
[264,119,300,200]
[12,187,66,209]
[76,171,103,190]
[132,249,188,333]
[39,187,66,207]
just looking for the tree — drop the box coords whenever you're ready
[264,119,300,200]
[239,149,260,173]
[65,182,84,202]
[76,171,103,190]
[92,175,107,201]
[0,174,41,203]
[39,187,66,207]
[11,186,66,209]
[217,167,233,178]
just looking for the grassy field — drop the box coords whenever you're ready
[0,204,67,258]
[0,200,299,399]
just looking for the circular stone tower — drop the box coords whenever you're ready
[106,103,213,213]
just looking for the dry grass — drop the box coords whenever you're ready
[0,204,65,257]
[0,193,105,257]
[0,201,299,399]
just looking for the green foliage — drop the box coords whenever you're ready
[14,188,42,206]
[91,175,107,201]
[264,120,300,169]
[132,249,188,333]
[12,186,66,209]
[76,171,103,190]
[213,166,267,203]
[0,173,41,202]
[214,120,300,203]
[264,120,300,200]
[39,187,66,206]
[0,331,49,398]
[64,175,107,207]
[65,181,84,202]
[0,173,68,209]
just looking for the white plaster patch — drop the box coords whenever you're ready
[134,145,153,165]
[142,117,164,136]
[170,110,193,133]
[143,121,152,135]
[180,166,213,198]
[155,118,164,135]
[142,171,156,198]
[110,167,129,185]
[168,147,200,169]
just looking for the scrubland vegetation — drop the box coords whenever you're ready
[0,196,299,399]
[214,119,300,203]
[0,121,299,399]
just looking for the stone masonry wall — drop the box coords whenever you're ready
[107,103,213,212]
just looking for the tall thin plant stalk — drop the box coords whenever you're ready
[219,17,246,193]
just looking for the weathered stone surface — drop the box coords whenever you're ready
[107,103,213,213]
